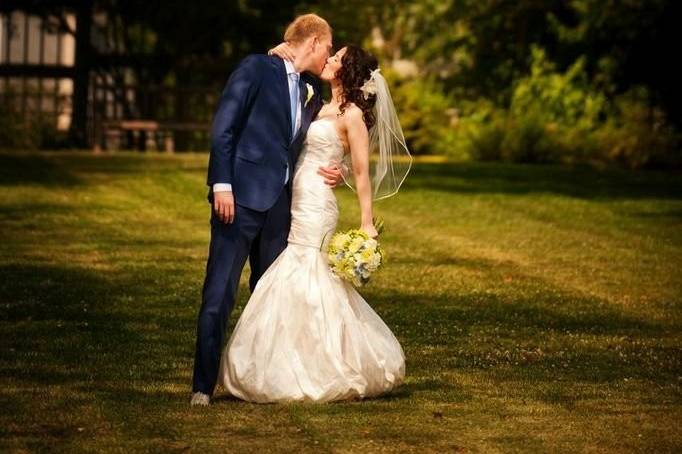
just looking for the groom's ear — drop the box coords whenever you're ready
[311,35,322,53]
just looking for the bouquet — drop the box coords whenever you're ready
[326,218,385,287]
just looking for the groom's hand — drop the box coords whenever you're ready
[318,162,344,188]
[214,191,235,224]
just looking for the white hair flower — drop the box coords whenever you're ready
[360,68,381,100]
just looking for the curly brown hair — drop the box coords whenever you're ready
[335,45,379,130]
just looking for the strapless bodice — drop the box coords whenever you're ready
[296,118,345,167]
[287,118,346,250]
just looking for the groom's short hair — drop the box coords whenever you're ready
[284,14,332,44]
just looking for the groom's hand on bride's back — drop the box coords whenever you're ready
[318,162,345,188]
[213,190,235,224]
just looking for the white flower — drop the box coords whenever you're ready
[360,80,376,100]
[368,253,381,270]
[348,237,364,253]
[359,68,381,100]
[305,83,314,107]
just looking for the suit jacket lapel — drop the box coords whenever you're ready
[272,57,293,143]
[292,76,314,143]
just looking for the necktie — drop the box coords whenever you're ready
[289,72,300,136]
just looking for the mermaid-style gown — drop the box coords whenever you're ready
[217,118,406,403]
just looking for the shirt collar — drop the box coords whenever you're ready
[283,59,300,77]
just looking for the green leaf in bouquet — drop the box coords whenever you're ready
[373,216,385,235]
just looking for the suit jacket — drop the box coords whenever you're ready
[206,54,324,212]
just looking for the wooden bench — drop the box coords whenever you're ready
[93,120,210,153]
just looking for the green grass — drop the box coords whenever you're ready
[1,151,680,453]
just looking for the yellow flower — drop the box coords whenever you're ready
[360,247,374,263]
[348,237,364,254]
[331,233,347,251]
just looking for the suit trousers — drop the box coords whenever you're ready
[192,185,291,395]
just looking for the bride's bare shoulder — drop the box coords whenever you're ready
[341,103,365,125]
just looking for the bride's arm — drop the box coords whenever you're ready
[268,42,295,61]
[345,106,378,238]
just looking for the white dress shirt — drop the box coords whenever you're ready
[213,59,301,193]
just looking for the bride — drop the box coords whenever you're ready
[216,44,412,403]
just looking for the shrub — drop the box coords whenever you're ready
[0,102,62,150]
[389,73,463,158]
[594,86,682,169]
[459,46,681,169]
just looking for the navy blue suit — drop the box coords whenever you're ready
[192,55,323,395]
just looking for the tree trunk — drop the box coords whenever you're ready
[69,0,92,148]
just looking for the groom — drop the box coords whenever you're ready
[191,14,343,405]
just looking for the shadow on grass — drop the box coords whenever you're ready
[2,258,675,390]
[0,203,77,222]
[0,153,208,189]
[0,258,678,443]
[0,261,204,446]
[405,162,682,201]
[0,263,147,385]
[0,155,82,187]
[210,376,441,405]
[628,207,682,219]
[366,248,680,390]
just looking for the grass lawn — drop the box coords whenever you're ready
[1,151,680,453]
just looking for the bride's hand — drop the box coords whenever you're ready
[361,223,379,239]
[268,42,296,61]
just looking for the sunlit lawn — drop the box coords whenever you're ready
[1,151,680,452]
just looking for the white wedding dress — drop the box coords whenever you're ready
[217,118,406,403]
